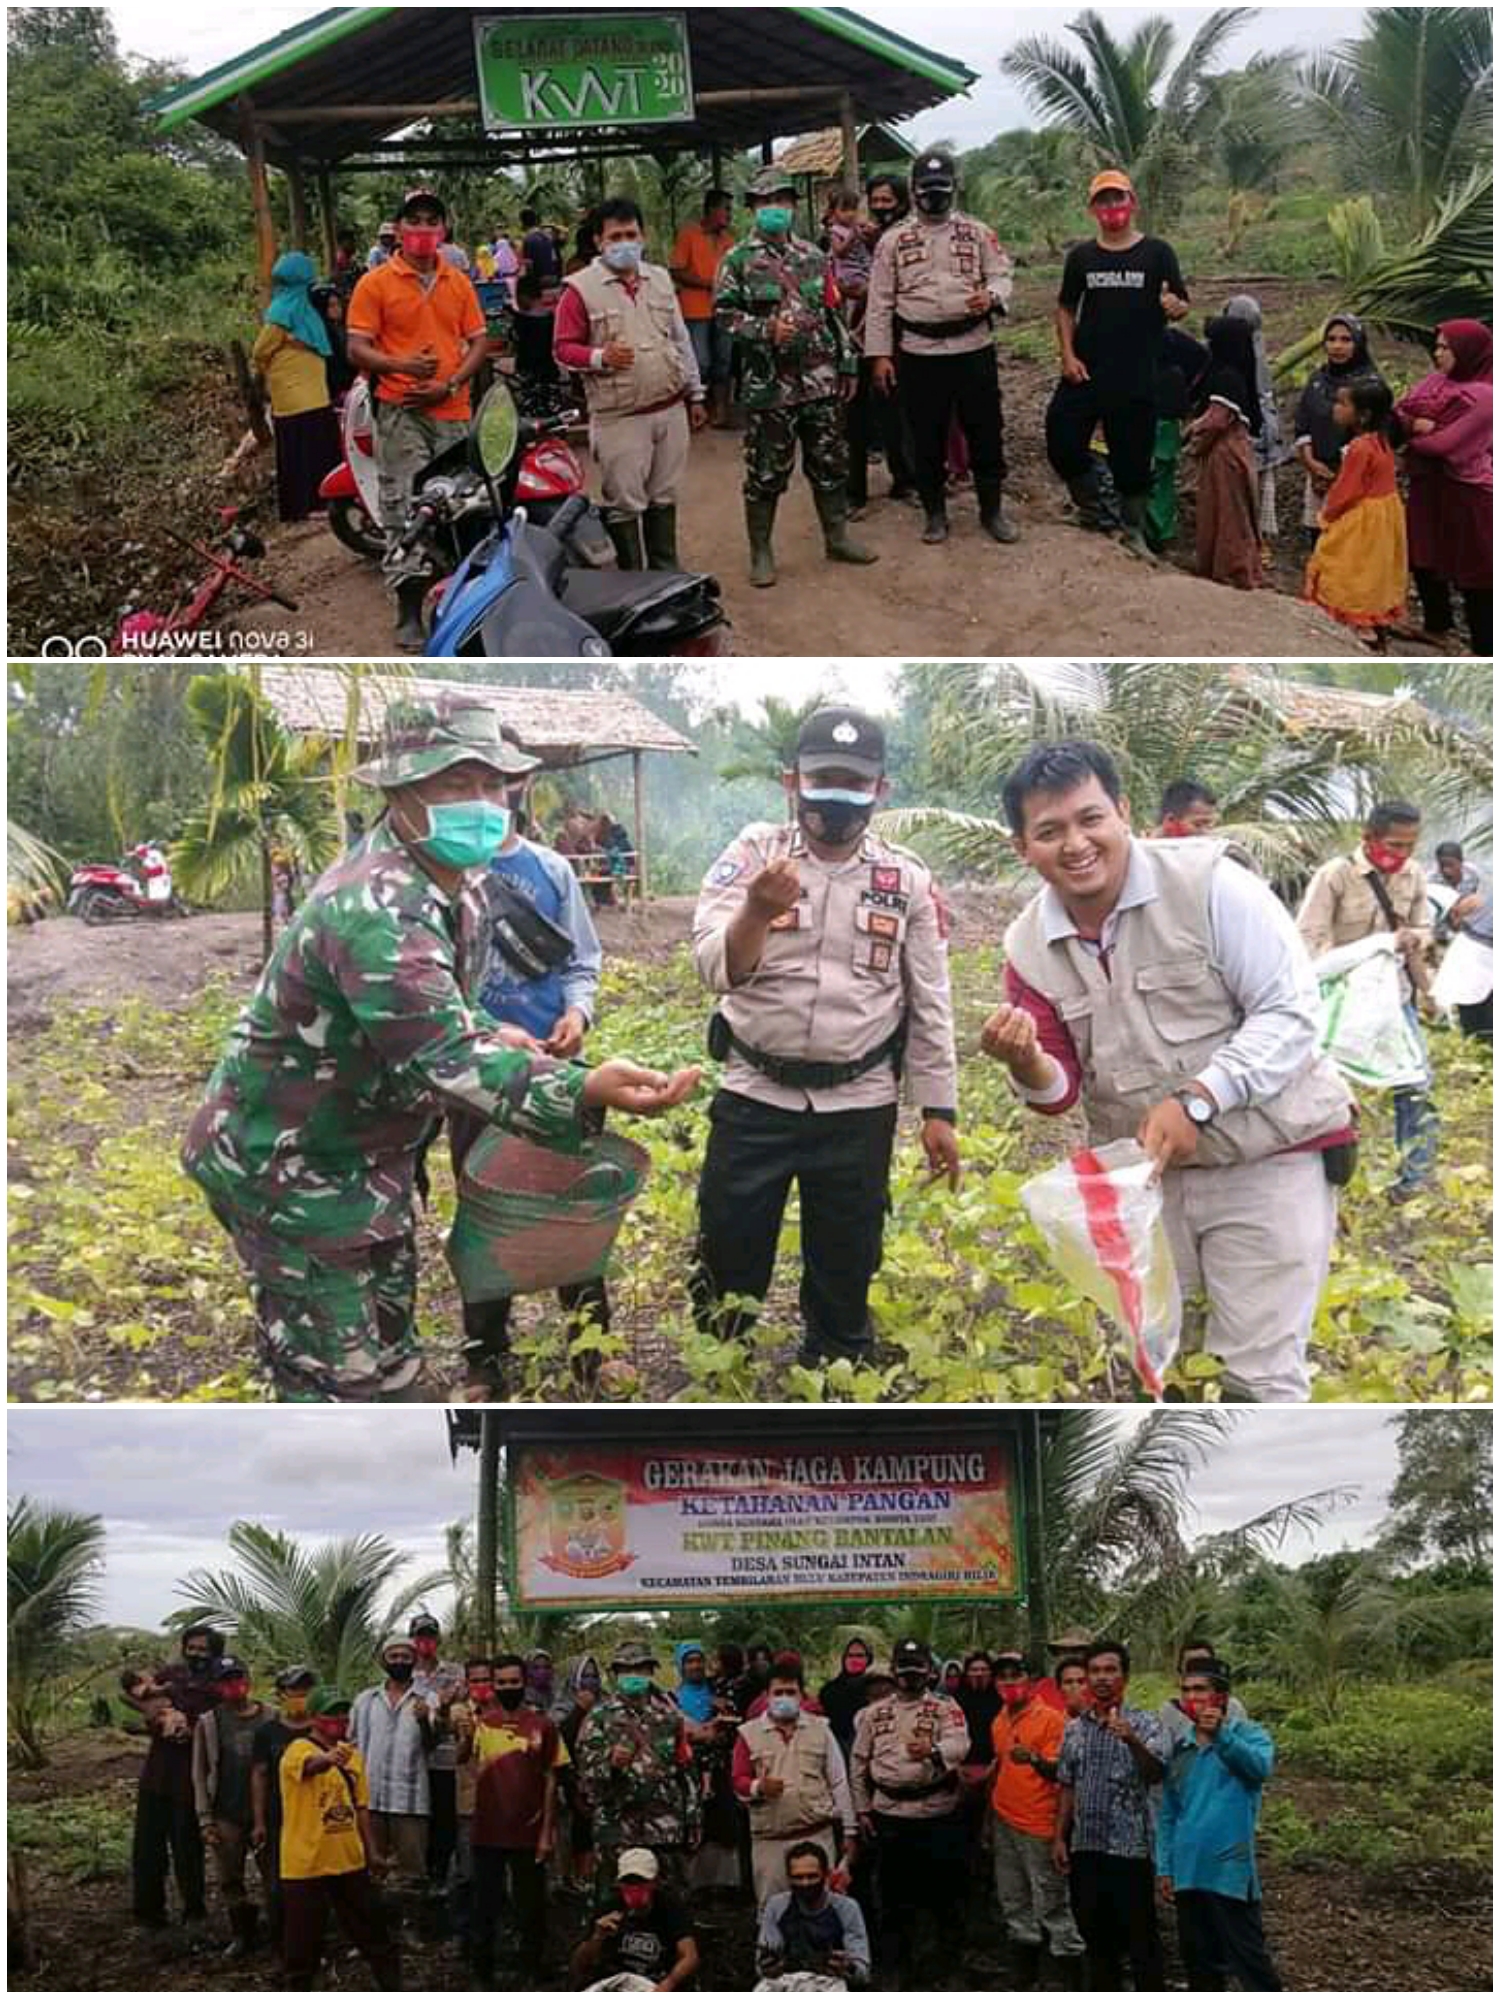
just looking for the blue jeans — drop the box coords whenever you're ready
[687,315,732,385]
[1394,1003,1438,1188]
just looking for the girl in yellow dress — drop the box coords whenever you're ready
[1303,380,1408,646]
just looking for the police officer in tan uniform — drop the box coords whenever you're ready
[690,706,960,1365]
[849,1638,970,1986]
[865,149,1019,548]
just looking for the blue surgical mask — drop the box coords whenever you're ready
[755,205,794,235]
[768,1693,801,1722]
[410,799,511,869]
[602,240,644,273]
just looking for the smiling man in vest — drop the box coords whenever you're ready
[981,740,1354,1402]
[554,195,707,571]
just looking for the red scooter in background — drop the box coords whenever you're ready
[321,376,588,560]
[65,845,190,924]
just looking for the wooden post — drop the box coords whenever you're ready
[709,143,724,191]
[760,136,774,166]
[238,95,277,297]
[632,750,647,902]
[476,1412,501,1653]
[316,166,338,274]
[286,159,310,253]
[840,91,864,194]
[1024,1411,1050,1660]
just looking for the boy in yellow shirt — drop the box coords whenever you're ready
[278,1688,401,1989]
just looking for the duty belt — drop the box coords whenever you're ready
[708,1012,906,1090]
[873,1769,960,1803]
[896,309,993,342]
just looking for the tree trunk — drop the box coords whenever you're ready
[260,837,274,966]
[476,1412,501,1653]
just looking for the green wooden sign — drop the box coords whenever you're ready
[474,11,695,130]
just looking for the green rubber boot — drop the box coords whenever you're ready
[746,496,778,587]
[814,486,878,564]
[605,514,645,570]
[642,504,679,571]
[1119,490,1155,560]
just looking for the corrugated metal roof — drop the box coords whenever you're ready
[254,664,696,763]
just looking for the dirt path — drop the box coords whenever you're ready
[224,422,1368,659]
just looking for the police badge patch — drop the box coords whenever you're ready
[707,858,742,887]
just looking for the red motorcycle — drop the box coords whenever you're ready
[322,376,588,560]
[66,846,189,925]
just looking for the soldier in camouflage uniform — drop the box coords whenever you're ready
[181,693,698,1402]
[574,1640,701,1904]
[714,166,876,587]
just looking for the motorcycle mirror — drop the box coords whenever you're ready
[471,381,520,482]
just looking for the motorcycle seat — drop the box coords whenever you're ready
[558,566,710,639]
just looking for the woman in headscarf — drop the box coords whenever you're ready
[523,1647,556,1711]
[250,250,341,522]
[1293,312,1386,547]
[675,1640,743,1893]
[555,1654,602,1890]
[816,1636,875,1761]
[673,1640,717,1725]
[955,1650,1002,1875]
[1187,315,1263,590]
[1223,293,1283,559]
[1395,320,1493,657]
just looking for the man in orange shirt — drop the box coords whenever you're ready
[989,1648,1086,1988]
[346,189,488,647]
[671,188,735,426]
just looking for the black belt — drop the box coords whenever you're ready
[896,310,992,342]
[874,1770,959,1803]
[708,1012,905,1090]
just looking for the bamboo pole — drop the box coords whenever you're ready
[315,165,338,273]
[632,750,647,902]
[238,95,278,297]
[839,91,859,195]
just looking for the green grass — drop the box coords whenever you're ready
[7,946,1492,1403]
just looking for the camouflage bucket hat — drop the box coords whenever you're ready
[749,164,797,201]
[355,692,540,789]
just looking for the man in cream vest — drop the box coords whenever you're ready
[553,195,706,569]
[731,1653,857,1910]
[981,740,1354,1402]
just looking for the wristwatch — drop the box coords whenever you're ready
[1174,1087,1216,1126]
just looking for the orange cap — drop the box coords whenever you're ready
[1088,170,1135,202]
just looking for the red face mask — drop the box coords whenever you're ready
[1160,815,1193,838]
[218,1679,250,1704]
[999,1681,1029,1707]
[1094,202,1133,233]
[619,1884,653,1911]
[845,1657,868,1676]
[1363,836,1410,875]
[314,1720,348,1745]
[401,224,443,259]
[1092,1686,1119,1711]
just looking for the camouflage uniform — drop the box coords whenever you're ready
[574,1651,701,1904]
[181,696,594,1401]
[715,171,872,585]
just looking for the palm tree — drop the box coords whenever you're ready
[8,1496,106,1768]
[877,661,1492,880]
[170,669,341,964]
[1300,7,1493,232]
[716,692,836,789]
[172,1522,449,1692]
[1001,9,1255,220]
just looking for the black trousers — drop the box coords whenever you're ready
[871,1810,967,1983]
[1068,1850,1164,1991]
[131,1788,206,1925]
[282,1869,400,1990]
[1174,1888,1282,1991]
[1046,379,1157,498]
[692,1090,898,1356]
[1457,994,1493,1041]
[462,1279,610,1360]
[472,1845,547,1970]
[426,1767,458,1886]
[1413,568,1492,656]
[899,345,1006,510]
[846,357,917,505]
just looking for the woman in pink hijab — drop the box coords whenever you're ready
[1395,319,1492,655]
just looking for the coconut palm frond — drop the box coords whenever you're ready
[6,818,68,894]
[1001,35,1121,159]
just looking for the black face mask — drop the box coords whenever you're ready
[495,1686,526,1709]
[914,186,954,217]
[796,793,876,847]
[186,1654,212,1677]
[792,1884,825,1905]
[870,205,900,231]
[386,1661,415,1683]
[896,1672,927,1695]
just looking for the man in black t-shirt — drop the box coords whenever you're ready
[570,1847,701,1989]
[250,1664,318,1955]
[1045,169,1190,554]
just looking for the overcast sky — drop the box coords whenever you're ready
[101,2,1367,151]
[10,1405,1402,1631]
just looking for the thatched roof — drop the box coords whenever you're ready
[1225,668,1437,734]
[254,666,695,767]
[775,122,917,177]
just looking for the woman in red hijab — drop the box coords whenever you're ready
[1395,319,1492,656]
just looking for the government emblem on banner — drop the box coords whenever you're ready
[538,1470,634,1579]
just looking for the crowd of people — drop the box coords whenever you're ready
[121,1615,1284,1991]
[245,158,1491,653]
[179,691,1490,1408]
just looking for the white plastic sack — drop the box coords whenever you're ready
[586,1979,657,1992]
[754,1980,848,1992]
[1019,1138,1182,1397]
[1313,933,1429,1091]
[1431,931,1493,1012]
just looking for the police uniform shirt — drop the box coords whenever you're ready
[864,212,1014,360]
[692,822,958,1115]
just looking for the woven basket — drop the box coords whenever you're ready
[445,1126,650,1301]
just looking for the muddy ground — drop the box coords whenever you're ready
[9,1733,1492,1992]
[15,269,1461,661]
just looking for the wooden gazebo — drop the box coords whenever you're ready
[255,663,695,894]
[147,7,977,286]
